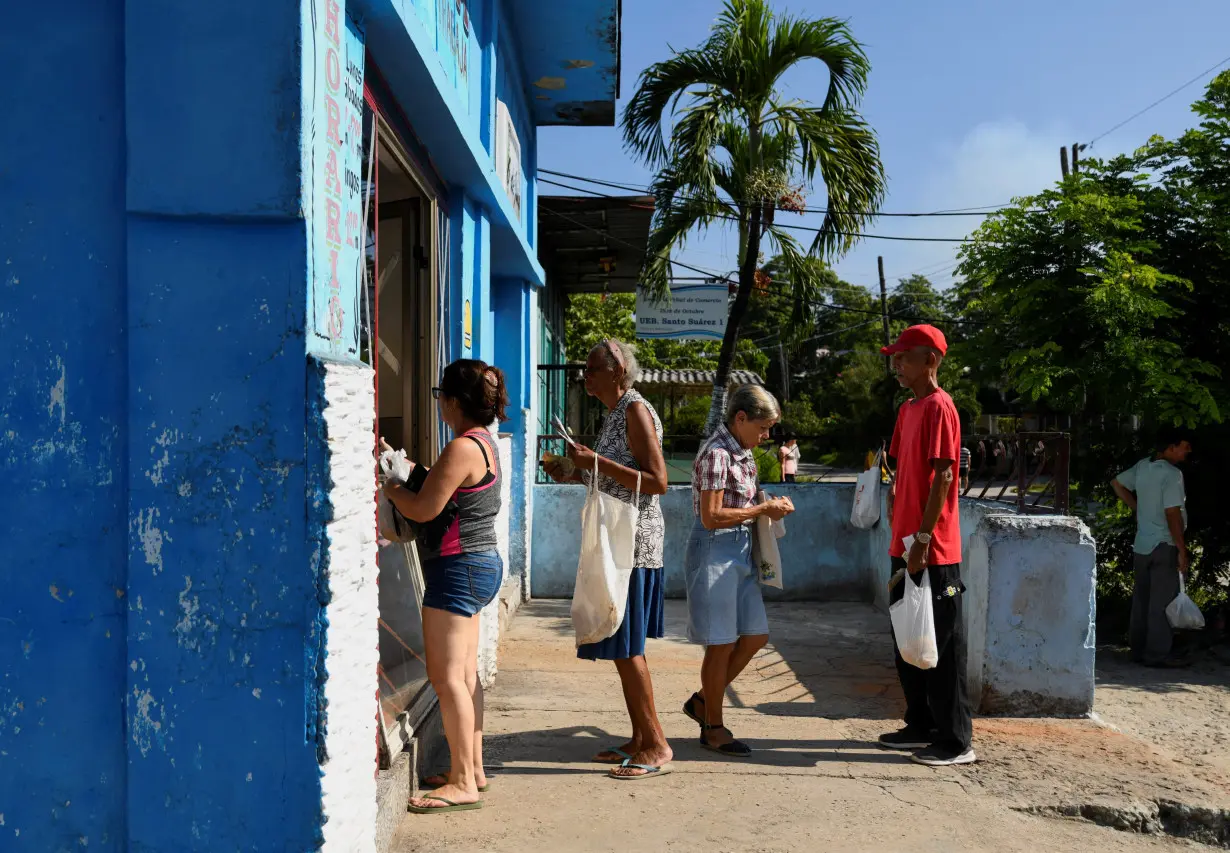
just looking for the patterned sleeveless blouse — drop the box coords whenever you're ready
[582,389,665,569]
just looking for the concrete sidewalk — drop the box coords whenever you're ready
[395,601,1224,852]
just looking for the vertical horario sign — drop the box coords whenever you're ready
[307,0,366,361]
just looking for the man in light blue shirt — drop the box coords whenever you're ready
[1111,427,1193,667]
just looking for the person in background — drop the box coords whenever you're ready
[879,325,975,767]
[544,339,674,780]
[383,359,507,814]
[958,444,971,493]
[779,434,801,483]
[1111,427,1194,668]
[682,385,794,758]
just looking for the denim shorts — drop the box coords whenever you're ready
[422,550,503,617]
[683,520,768,646]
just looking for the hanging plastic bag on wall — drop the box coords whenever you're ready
[1166,575,1205,631]
[571,457,640,647]
[850,449,883,529]
[890,568,939,669]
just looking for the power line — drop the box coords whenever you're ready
[540,177,979,243]
[1088,53,1230,147]
[543,197,997,338]
[540,168,1007,217]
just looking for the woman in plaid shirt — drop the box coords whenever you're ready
[682,385,794,757]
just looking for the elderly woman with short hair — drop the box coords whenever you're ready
[543,339,673,780]
[682,385,794,757]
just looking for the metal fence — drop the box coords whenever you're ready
[959,432,1070,514]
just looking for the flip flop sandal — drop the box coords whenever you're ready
[700,724,752,758]
[607,758,674,781]
[420,775,490,793]
[682,692,705,728]
[407,795,483,815]
[591,747,634,765]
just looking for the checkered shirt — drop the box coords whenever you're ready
[692,423,759,516]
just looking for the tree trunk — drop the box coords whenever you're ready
[703,201,764,437]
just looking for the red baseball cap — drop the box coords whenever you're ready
[880,324,948,356]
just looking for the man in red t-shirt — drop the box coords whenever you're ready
[877,324,975,766]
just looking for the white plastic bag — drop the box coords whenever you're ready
[1166,575,1205,631]
[377,443,414,543]
[890,568,939,669]
[570,455,640,647]
[850,450,882,529]
[377,494,412,543]
[378,446,413,484]
[752,490,785,589]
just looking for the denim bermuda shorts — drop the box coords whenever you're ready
[422,550,503,617]
[683,519,768,646]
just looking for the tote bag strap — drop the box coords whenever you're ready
[587,448,600,495]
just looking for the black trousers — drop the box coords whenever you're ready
[889,557,973,752]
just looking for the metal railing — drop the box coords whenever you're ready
[960,432,1070,514]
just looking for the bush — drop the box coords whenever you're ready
[753,445,782,484]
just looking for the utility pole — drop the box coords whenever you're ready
[878,255,891,376]
[1059,145,1070,179]
[1071,142,1085,174]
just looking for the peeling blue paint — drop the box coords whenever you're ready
[4,0,619,849]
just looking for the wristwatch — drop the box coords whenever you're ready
[914,531,932,545]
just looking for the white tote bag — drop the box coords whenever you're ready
[850,450,882,529]
[752,490,785,590]
[570,455,641,647]
[1166,575,1205,631]
[890,569,939,669]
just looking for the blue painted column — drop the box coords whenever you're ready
[493,278,533,578]
[476,210,494,362]
[123,3,322,850]
[0,3,129,849]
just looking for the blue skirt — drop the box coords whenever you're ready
[577,567,666,661]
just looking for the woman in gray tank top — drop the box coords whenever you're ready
[382,359,506,814]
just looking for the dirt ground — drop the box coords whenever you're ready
[394,601,1230,852]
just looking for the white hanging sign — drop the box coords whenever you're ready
[635,283,729,341]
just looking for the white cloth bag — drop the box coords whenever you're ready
[850,450,882,529]
[752,490,785,590]
[890,569,940,669]
[1166,575,1205,631]
[570,455,641,647]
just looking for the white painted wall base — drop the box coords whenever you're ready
[316,360,380,853]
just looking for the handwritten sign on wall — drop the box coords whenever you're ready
[307,2,366,361]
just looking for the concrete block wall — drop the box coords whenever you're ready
[965,515,1097,716]
[531,483,870,600]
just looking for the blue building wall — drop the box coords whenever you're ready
[0,4,129,848]
[1,0,617,848]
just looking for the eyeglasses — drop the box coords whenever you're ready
[431,387,442,400]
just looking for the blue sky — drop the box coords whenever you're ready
[538,0,1230,295]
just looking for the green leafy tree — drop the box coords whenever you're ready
[953,73,1230,619]
[622,0,886,435]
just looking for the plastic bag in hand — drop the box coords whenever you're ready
[1165,575,1205,631]
[890,569,939,669]
[379,447,413,485]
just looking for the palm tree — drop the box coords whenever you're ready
[622,0,886,434]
